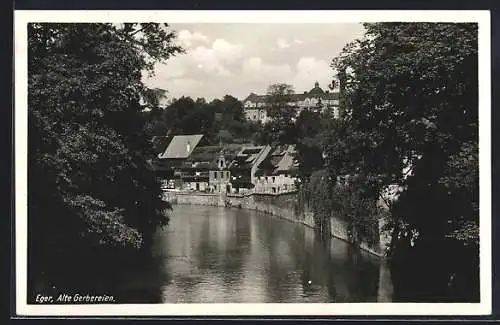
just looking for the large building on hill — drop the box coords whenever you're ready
[242,81,341,124]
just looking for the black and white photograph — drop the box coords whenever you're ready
[14,10,491,316]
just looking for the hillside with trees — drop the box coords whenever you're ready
[146,94,262,146]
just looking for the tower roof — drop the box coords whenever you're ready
[308,81,325,96]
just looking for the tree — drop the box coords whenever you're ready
[328,23,479,301]
[294,110,324,180]
[143,87,168,110]
[265,83,297,144]
[149,94,258,144]
[28,23,182,296]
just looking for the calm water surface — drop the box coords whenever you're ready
[118,205,392,303]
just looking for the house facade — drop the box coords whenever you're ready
[149,134,207,189]
[227,145,272,194]
[177,144,240,192]
[152,134,301,195]
[242,81,341,124]
[254,144,299,194]
[209,152,232,194]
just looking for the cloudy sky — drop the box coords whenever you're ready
[144,23,366,101]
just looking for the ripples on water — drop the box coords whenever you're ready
[117,205,392,303]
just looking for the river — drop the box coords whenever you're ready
[114,205,393,303]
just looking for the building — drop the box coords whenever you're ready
[149,134,208,189]
[242,81,340,124]
[254,144,299,194]
[151,135,267,193]
[151,134,303,195]
[179,144,243,193]
[227,145,272,194]
[209,151,232,194]
[157,134,205,160]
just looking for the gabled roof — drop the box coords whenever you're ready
[158,134,204,159]
[229,145,267,170]
[243,85,339,106]
[322,92,339,100]
[243,93,267,103]
[308,84,325,96]
[179,144,249,170]
[256,144,299,176]
[187,144,243,163]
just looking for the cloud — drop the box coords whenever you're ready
[191,46,231,76]
[276,38,303,49]
[242,57,293,85]
[212,39,244,63]
[146,36,243,89]
[171,78,203,89]
[188,38,244,76]
[292,57,334,92]
[144,23,364,100]
[152,61,186,79]
[177,30,209,47]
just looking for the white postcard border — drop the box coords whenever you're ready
[14,10,492,316]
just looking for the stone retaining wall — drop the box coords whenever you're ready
[162,191,389,257]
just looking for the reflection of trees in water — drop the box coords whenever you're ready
[219,213,252,288]
[191,209,251,291]
[344,244,379,302]
[283,225,380,302]
[250,214,299,302]
[109,252,166,303]
[145,206,383,303]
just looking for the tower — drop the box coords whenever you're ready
[217,150,226,170]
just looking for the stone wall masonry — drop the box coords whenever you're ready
[162,191,390,257]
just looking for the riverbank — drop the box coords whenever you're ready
[162,191,391,257]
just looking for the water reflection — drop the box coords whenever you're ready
[117,205,391,303]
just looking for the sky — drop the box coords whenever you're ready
[143,23,366,102]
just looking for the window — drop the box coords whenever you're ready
[272,177,276,183]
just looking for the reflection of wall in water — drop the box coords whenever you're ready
[156,205,390,303]
[163,191,390,257]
